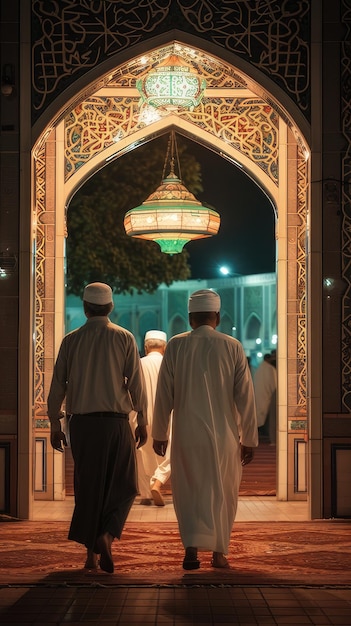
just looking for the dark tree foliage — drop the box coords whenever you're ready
[66,135,203,295]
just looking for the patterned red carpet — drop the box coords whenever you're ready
[5,445,346,588]
[1,520,350,586]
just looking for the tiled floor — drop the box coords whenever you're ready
[2,498,350,625]
[1,581,351,625]
[33,495,310,522]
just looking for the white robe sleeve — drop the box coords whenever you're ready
[152,347,174,441]
[233,345,258,448]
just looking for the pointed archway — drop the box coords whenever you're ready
[31,42,310,514]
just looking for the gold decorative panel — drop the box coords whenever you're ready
[65,96,279,184]
[296,151,308,413]
[33,146,46,416]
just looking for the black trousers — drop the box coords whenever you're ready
[68,414,138,550]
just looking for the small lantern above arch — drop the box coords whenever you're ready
[136,53,206,113]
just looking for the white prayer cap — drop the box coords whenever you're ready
[83,282,113,305]
[188,289,221,313]
[145,330,167,342]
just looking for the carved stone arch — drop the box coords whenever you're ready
[32,37,309,505]
[169,314,187,337]
[245,313,262,346]
[219,312,233,337]
[138,311,160,347]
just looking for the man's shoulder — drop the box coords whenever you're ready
[168,331,191,345]
[62,325,84,342]
[107,322,137,342]
[212,330,242,347]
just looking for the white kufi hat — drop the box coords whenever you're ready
[145,330,167,342]
[83,282,113,305]
[188,289,221,313]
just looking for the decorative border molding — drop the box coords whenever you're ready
[296,151,307,413]
[34,148,46,415]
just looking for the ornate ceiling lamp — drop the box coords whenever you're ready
[136,53,206,112]
[124,133,220,254]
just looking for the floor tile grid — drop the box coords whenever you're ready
[1,586,351,625]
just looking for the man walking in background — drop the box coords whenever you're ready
[133,330,171,506]
[253,351,277,443]
[48,282,147,574]
[152,289,258,570]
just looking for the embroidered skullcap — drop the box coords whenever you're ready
[145,330,167,342]
[188,289,221,313]
[83,282,113,305]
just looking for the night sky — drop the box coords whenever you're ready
[182,138,276,279]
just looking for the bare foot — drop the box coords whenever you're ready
[151,481,165,506]
[84,549,98,569]
[96,532,114,573]
[211,552,230,568]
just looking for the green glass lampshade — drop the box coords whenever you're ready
[124,169,220,255]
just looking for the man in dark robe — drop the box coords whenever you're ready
[48,282,147,573]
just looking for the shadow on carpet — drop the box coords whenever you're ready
[1,520,351,587]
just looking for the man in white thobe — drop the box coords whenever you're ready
[152,289,258,570]
[132,330,171,506]
[253,353,277,441]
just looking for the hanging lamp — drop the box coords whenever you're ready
[123,133,220,254]
[136,53,206,112]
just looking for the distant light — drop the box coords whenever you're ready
[219,266,230,276]
[257,351,263,358]
[256,338,262,345]
[324,278,334,288]
[232,326,236,331]
[0,250,17,278]
[272,334,277,345]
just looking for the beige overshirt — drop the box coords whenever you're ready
[47,317,147,432]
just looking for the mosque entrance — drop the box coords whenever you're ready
[32,42,309,515]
